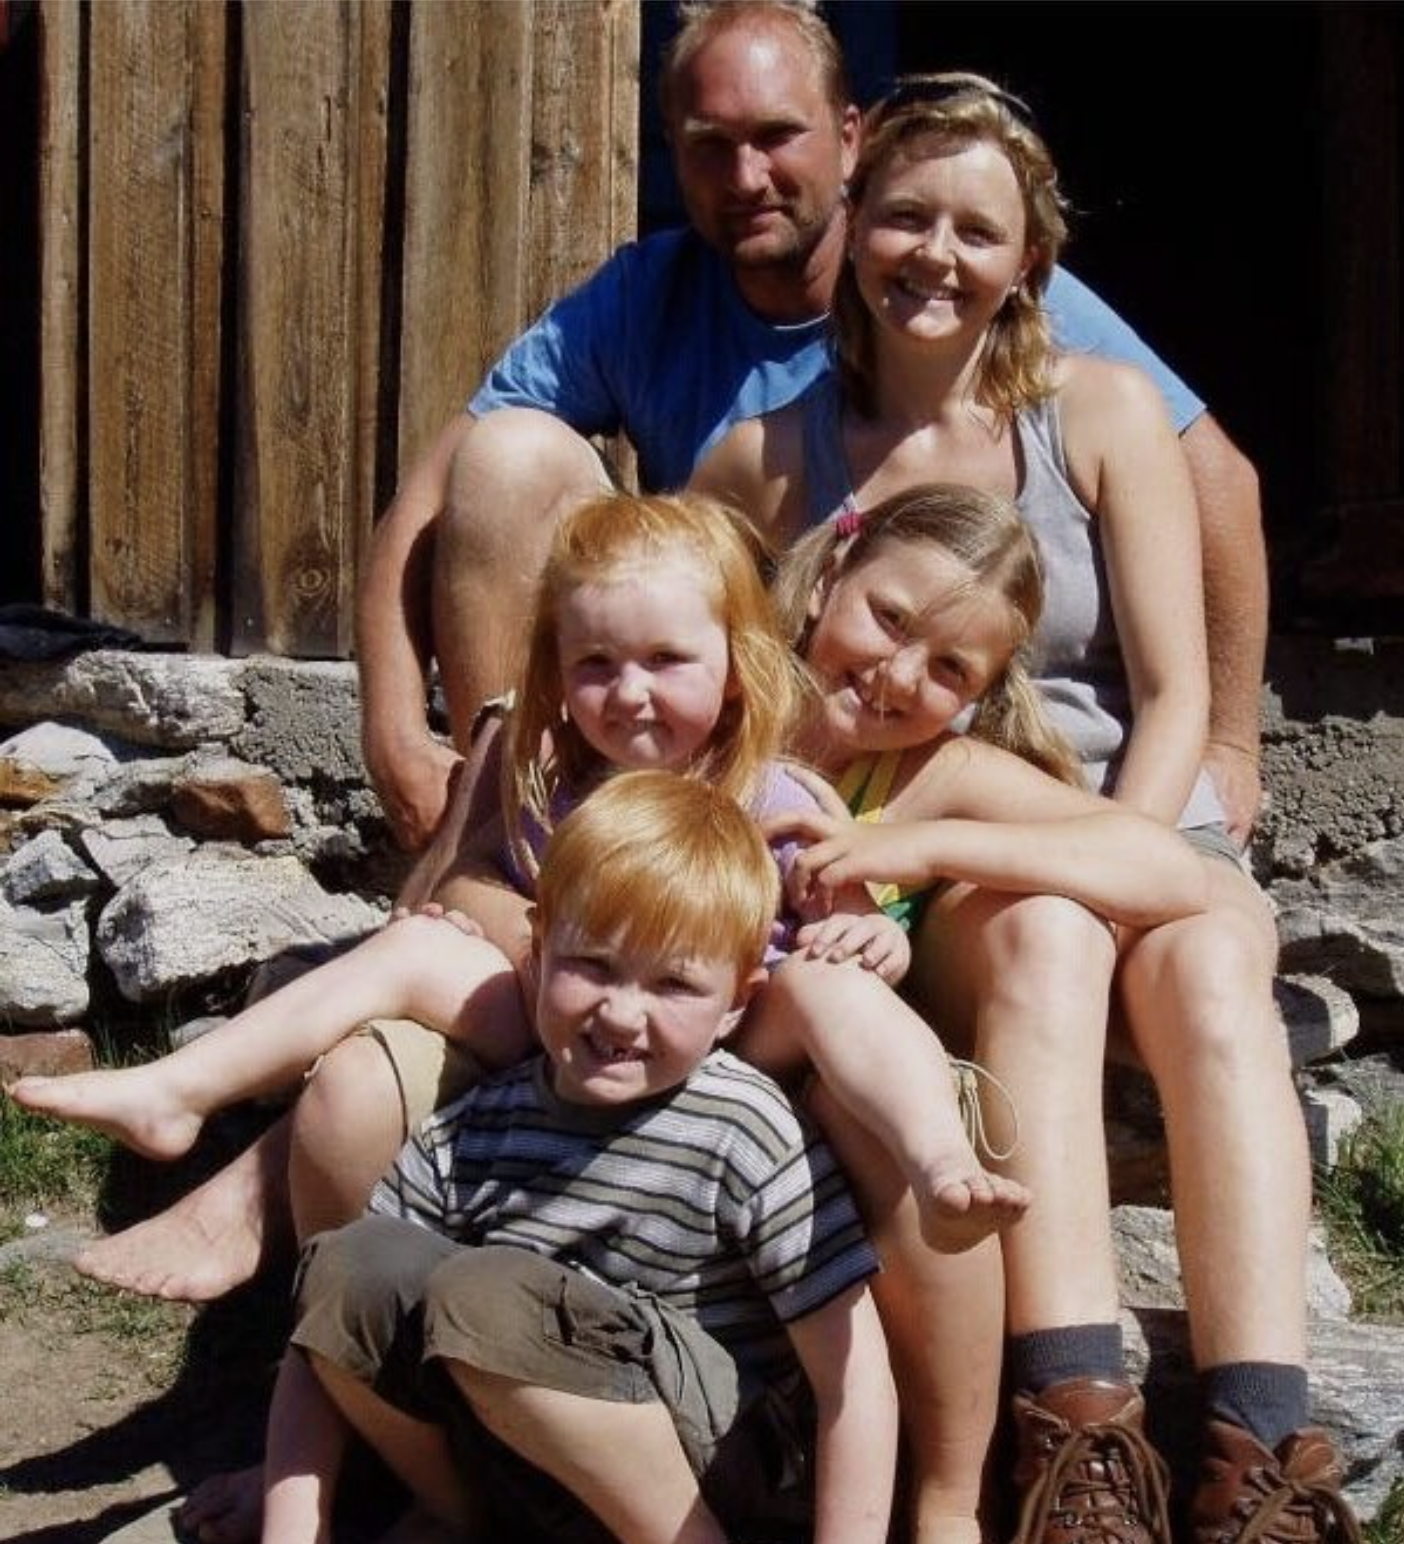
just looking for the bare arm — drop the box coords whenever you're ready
[801,736,1211,926]
[786,1283,898,1544]
[1061,359,1210,825]
[687,409,806,542]
[356,413,478,852]
[1181,413,1268,845]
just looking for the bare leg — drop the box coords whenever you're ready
[450,1364,729,1544]
[911,888,1122,1336]
[806,1077,1003,1544]
[1119,862,1309,1367]
[310,1353,479,1534]
[288,1036,408,1243]
[432,407,611,739]
[741,954,1029,1252]
[259,1351,348,1544]
[7,918,521,1162]
[75,1112,294,1301]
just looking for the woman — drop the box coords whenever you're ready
[694,74,1357,1544]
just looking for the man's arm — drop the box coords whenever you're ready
[356,414,477,852]
[1180,413,1268,845]
[786,1283,898,1544]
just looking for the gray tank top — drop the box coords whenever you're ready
[799,374,1223,827]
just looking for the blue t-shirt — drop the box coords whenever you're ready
[471,228,1205,494]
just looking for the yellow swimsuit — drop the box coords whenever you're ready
[834,751,930,931]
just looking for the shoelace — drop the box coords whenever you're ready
[951,1056,1021,1161]
[1229,1465,1363,1544]
[1016,1418,1172,1544]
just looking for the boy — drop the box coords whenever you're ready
[260,770,897,1544]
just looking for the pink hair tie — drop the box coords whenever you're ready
[834,507,864,538]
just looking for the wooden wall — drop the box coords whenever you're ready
[37,0,640,657]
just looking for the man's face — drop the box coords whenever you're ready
[667,22,858,272]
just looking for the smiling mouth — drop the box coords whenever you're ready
[585,1032,646,1065]
[895,276,960,303]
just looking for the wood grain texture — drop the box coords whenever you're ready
[87,0,225,645]
[37,0,82,614]
[232,0,389,657]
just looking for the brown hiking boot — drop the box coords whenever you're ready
[1009,1378,1172,1544]
[1190,1420,1362,1544]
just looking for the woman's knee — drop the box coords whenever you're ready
[1122,904,1282,1067]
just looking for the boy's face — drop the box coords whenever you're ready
[534,918,757,1107]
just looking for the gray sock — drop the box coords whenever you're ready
[1009,1322,1125,1395]
[1201,1362,1310,1451]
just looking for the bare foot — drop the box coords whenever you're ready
[177,1464,264,1544]
[75,1116,293,1302]
[917,1161,1030,1254]
[7,1065,204,1161]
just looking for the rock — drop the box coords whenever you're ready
[0,652,246,748]
[1,828,99,904]
[1301,1086,1367,1169]
[0,759,63,804]
[95,850,382,1002]
[0,1027,96,1080]
[80,815,195,889]
[1275,972,1360,1063]
[1113,1205,1353,1320]
[0,897,90,1023]
[0,720,118,778]
[1274,835,1404,998]
[234,658,367,784]
[171,755,292,842]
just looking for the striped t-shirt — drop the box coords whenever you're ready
[369,1049,878,1379]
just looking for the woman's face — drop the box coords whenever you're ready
[804,538,1016,759]
[850,136,1030,353]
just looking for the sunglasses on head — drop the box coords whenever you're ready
[875,76,1037,132]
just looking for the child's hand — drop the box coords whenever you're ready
[795,911,911,984]
[767,809,937,906]
[388,902,485,939]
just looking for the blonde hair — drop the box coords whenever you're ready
[659,1,850,126]
[505,490,804,875]
[535,770,778,980]
[774,483,1083,786]
[834,72,1069,420]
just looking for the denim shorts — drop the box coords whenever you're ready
[292,1217,813,1544]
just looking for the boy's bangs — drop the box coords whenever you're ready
[564,854,769,976]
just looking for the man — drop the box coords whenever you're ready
[357,0,1266,856]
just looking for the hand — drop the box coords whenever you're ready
[766,808,939,909]
[365,732,463,852]
[795,911,911,984]
[388,902,485,939]
[1203,740,1262,849]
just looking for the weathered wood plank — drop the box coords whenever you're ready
[396,0,531,469]
[524,0,638,318]
[37,0,82,614]
[233,0,389,657]
[87,0,225,646]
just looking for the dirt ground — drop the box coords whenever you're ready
[0,1129,291,1544]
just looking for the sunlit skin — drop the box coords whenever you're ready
[666,22,858,317]
[851,138,1032,363]
[534,922,756,1107]
[556,563,733,774]
[803,542,1018,766]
